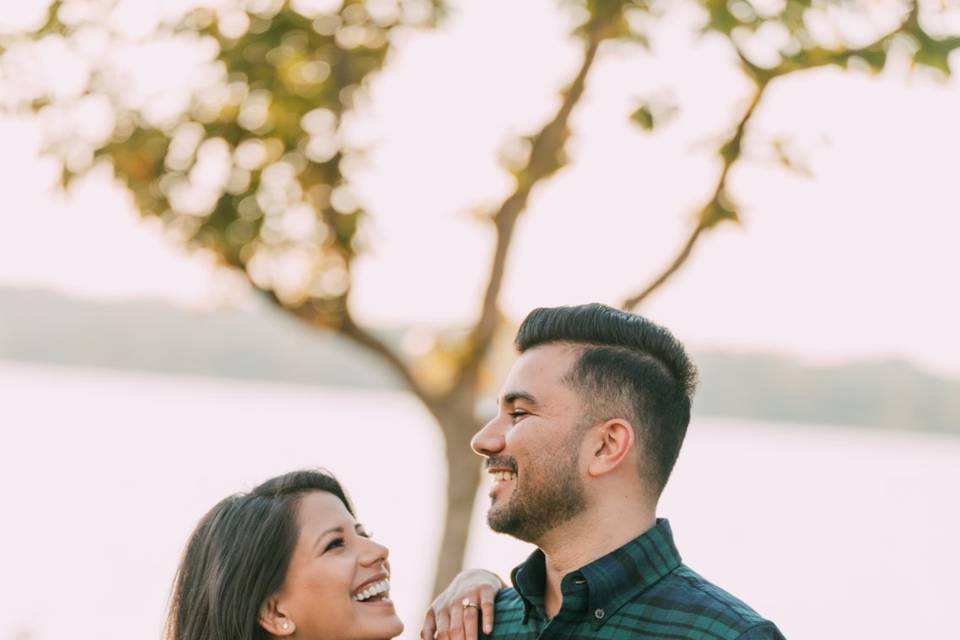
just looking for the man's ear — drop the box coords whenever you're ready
[586,418,635,477]
[259,595,296,637]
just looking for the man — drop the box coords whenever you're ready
[423,303,785,640]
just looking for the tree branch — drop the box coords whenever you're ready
[254,285,440,417]
[455,19,613,385]
[621,82,765,311]
[764,2,920,80]
[622,3,927,312]
[337,310,442,416]
[620,223,707,312]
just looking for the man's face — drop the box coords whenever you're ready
[471,343,590,543]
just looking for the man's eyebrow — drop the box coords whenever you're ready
[502,391,538,406]
[313,525,343,551]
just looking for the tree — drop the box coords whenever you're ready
[1,0,957,596]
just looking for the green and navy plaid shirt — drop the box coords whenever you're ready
[483,519,784,640]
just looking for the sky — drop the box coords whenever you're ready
[1,0,958,377]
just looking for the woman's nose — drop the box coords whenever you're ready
[360,537,389,566]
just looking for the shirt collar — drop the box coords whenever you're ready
[510,547,546,623]
[510,519,682,627]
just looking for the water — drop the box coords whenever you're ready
[2,361,958,639]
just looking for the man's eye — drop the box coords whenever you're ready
[324,537,345,553]
[508,410,529,421]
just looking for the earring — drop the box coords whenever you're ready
[282,622,290,630]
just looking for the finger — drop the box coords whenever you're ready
[464,599,480,640]
[421,607,436,640]
[435,608,451,640]
[449,600,465,640]
[480,586,497,635]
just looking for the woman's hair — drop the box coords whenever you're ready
[166,469,354,640]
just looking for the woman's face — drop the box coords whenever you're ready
[271,491,403,640]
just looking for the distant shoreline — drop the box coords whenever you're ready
[2,286,958,434]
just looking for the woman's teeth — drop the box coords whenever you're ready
[353,579,390,602]
[493,471,516,483]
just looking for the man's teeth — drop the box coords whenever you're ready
[492,471,516,483]
[353,579,390,602]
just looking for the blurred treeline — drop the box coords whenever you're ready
[3,285,957,434]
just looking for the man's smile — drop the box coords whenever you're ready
[488,468,517,500]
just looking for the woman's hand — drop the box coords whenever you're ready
[420,568,504,640]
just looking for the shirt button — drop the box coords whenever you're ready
[594,609,605,620]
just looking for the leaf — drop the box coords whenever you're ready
[630,104,655,131]
[630,97,677,132]
[913,42,953,76]
[853,48,887,73]
[701,191,740,228]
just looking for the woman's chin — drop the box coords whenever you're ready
[354,607,403,639]
[371,616,403,639]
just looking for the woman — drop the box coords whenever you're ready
[167,469,498,640]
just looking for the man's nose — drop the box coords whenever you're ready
[471,415,506,457]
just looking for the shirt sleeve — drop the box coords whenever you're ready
[736,622,787,640]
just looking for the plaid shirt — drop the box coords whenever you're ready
[483,519,785,640]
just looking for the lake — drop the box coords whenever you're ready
[1,361,957,639]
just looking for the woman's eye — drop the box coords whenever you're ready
[324,537,345,553]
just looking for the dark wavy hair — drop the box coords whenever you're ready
[165,470,354,640]
[516,303,698,495]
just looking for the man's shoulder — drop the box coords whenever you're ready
[494,587,523,611]
[492,586,525,617]
[482,587,531,638]
[486,567,785,640]
[620,564,785,640]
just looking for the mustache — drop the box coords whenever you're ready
[485,456,518,473]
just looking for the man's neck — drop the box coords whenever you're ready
[537,503,657,619]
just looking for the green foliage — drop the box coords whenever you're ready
[630,103,655,130]
[697,0,960,82]
[644,0,960,229]
[630,94,678,131]
[5,0,443,315]
[6,0,958,320]
[117,1,428,310]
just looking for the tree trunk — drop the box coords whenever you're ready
[430,401,484,596]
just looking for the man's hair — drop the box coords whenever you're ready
[515,303,697,495]
[166,469,353,640]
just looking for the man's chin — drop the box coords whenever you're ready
[486,505,510,534]
[487,504,526,537]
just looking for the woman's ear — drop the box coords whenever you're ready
[259,596,296,637]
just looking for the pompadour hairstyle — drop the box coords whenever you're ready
[516,303,697,494]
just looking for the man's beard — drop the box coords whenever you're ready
[486,436,587,543]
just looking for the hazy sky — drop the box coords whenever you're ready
[1,0,958,376]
